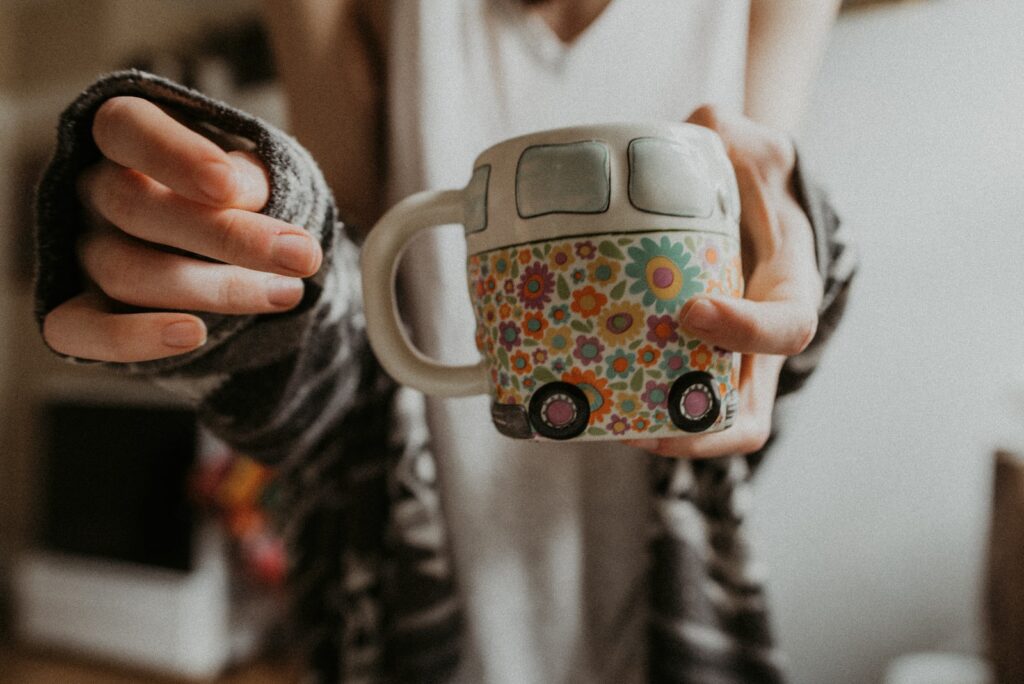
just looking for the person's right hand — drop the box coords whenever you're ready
[42,96,323,363]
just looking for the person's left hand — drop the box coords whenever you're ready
[627,105,822,458]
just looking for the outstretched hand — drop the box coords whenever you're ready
[628,105,822,458]
[42,96,323,363]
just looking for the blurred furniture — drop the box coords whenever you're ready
[986,450,1024,683]
[882,652,991,684]
[0,644,301,684]
[0,1,286,678]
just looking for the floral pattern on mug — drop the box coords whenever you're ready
[467,231,742,438]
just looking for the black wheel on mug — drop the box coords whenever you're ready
[668,371,720,433]
[528,382,591,440]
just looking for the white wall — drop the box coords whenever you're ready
[749,1,1024,682]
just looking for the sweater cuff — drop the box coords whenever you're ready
[34,69,336,375]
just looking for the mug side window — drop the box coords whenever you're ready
[464,165,491,235]
[515,141,611,219]
[628,137,714,218]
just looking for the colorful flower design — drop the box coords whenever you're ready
[549,244,574,271]
[724,255,744,297]
[498,321,520,350]
[597,302,645,346]
[475,323,490,353]
[660,350,687,374]
[571,286,607,318]
[617,392,641,417]
[543,325,574,356]
[510,351,532,375]
[646,314,679,348]
[549,303,571,324]
[625,236,704,313]
[605,350,635,379]
[702,245,720,268]
[573,335,605,366]
[522,311,548,339]
[466,231,740,439]
[606,414,630,436]
[562,367,613,421]
[641,380,670,410]
[518,262,555,310]
[636,344,661,367]
[574,240,598,260]
[705,279,727,296]
[588,257,620,285]
[689,344,714,371]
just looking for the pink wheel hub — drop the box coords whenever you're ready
[682,387,711,419]
[544,396,576,427]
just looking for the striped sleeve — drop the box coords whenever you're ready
[34,71,466,682]
[777,152,858,398]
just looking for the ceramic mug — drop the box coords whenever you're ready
[361,122,743,441]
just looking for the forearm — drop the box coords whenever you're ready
[745,0,841,133]
[262,0,388,233]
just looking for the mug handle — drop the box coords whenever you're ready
[360,189,491,397]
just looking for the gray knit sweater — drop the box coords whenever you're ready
[35,71,856,684]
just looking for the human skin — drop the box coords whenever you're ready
[41,0,840,458]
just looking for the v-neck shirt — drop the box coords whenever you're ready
[386,2,750,681]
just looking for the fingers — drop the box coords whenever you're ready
[686,104,796,180]
[92,97,269,210]
[43,291,208,363]
[680,296,817,356]
[79,226,306,314]
[626,353,785,459]
[80,160,321,278]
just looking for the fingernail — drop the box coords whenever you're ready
[229,153,269,208]
[272,234,318,274]
[267,276,304,308]
[162,321,206,349]
[681,298,716,332]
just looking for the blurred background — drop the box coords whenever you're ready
[0,0,1022,683]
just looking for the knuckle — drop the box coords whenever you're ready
[735,312,765,350]
[766,131,796,170]
[752,130,796,180]
[739,425,771,455]
[89,237,143,305]
[216,274,253,311]
[213,209,255,264]
[92,97,138,150]
[788,308,818,355]
[95,167,146,226]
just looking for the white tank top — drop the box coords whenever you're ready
[386,2,749,681]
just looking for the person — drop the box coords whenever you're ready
[35,1,855,682]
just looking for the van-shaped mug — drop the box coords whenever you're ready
[362,122,743,441]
